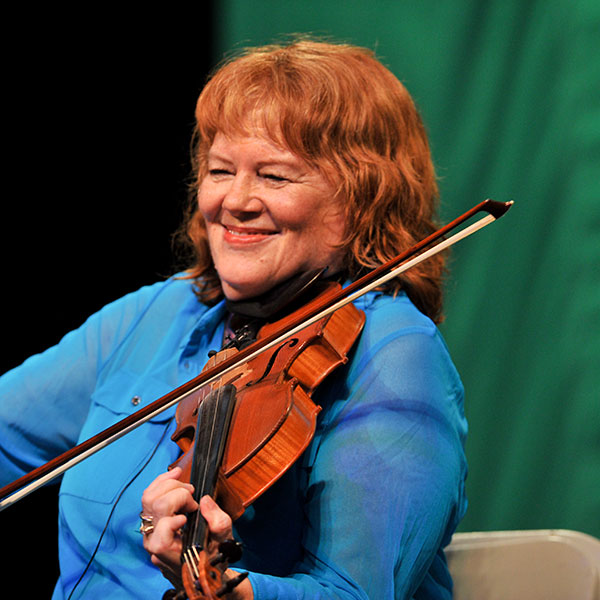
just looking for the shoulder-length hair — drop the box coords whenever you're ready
[176,40,445,322]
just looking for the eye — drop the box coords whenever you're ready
[260,172,289,183]
[208,168,233,178]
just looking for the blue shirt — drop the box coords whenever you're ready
[0,277,467,599]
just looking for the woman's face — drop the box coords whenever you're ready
[198,131,346,300]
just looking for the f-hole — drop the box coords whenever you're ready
[245,338,299,386]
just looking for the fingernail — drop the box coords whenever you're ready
[201,495,217,508]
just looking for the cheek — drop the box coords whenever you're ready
[279,192,337,233]
[323,205,346,237]
[309,204,346,248]
[197,182,218,222]
[196,190,222,257]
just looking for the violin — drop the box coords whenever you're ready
[0,199,513,599]
[167,277,365,598]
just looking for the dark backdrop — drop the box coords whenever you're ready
[2,8,214,595]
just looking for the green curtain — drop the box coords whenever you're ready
[212,0,600,538]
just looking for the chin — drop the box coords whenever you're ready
[220,280,266,301]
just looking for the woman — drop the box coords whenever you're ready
[0,41,466,599]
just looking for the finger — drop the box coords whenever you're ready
[143,513,187,557]
[142,468,194,511]
[199,495,233,542]
[146,467,185,491]
[142,480,195,516]
[150,487,199,520]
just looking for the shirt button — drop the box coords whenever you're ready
[131,395,141,406]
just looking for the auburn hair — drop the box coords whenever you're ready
[176,40,445,322]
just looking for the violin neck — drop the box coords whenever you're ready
[183,383,237,551]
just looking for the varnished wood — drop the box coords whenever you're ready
[170,282,366,513]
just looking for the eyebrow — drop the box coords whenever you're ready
[207,151,306,173]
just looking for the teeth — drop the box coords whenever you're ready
[228,229,255,235]
[226,228,272,235]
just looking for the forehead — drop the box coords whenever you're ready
[208,130,299,163]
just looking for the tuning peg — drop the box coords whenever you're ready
[216,571,249,597]
[210,539,243,566]
[219,539,244,563]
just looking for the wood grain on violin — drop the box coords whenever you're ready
[167,281,365,598]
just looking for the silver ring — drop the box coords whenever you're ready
[139,512,154,535]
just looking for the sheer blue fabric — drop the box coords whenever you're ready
[0,277,466,599]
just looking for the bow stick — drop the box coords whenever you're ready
[0,198,513,510]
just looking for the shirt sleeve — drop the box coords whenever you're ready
[246,314,467,599]
[0,283,166,485]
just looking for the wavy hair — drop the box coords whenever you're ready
[175,40,445,321]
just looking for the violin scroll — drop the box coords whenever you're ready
[179,542,247,600]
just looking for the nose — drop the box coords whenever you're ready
[221,172,264,215]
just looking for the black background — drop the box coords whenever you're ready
[2,8,215,595]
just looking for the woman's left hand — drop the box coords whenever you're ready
[141,467,197,586]
[141,467,253,598]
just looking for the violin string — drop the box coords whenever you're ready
[185,549,200,580]
[182,526,203,588]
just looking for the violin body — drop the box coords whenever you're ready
[170,281,366,518]
[168,281,365,598]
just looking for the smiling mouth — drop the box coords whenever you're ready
[222,224,279,242]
